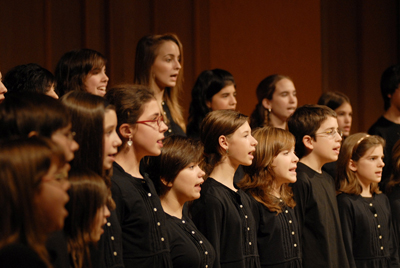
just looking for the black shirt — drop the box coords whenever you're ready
[165,213,216,268]
[190,178,261,268]
[162,101,186,137]
[387,185,400,262]
[0,243,47,268]
[251,197,302,268]
[368,116,400,190]
[337,193,399,267]
[111,162,172,268]
[291,162,349,268]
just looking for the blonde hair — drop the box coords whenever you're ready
[238,127,296,213]
[337,133,385,195]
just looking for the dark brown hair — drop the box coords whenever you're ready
[200,110,248,176]
[104,84,156,148]
[287,104,337,159]
[337,133,384,195]
[0,137,66,267]
[317,91,351,111]
[134,33,185,131]
[250,74,292,129]
[55,49,107,97]
[239,127,296,213]
[148,136,204,196]
[64,168,108,268]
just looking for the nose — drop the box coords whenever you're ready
[70,140,79,153]
[198,167,206,178]
[175,59,181,70]
[231,95,237,106]
[0,82,7,93]
[335,131,343,142]
[62,180,71,191]
[292,153,299,163]
[114,133,122,147]
[104,205,111,218]
[251,135,258,146]
[159,120,168,133]
[379,158,385,167]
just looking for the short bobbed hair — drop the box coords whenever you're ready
[148,136,204,197]
[380,64,400,110]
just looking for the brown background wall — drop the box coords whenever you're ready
[0,0,398,133]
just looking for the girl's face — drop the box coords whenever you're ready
[89,205,110,243]
[168,163,205,203]
[84,66,109,97]
[225,121,258,167]
[351,145,385,187]
[207,84,237,111]
[271,147,299,187]
[103,109,122,170]
[151,41,181,90]
[0,72,8,104]
[131,99,168,159]
[51,123,79,162]
[335,102,352,137]
[35,163,70,233]
[264,78,297,121]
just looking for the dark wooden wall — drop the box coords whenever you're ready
[0,0,398,133]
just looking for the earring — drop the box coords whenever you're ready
[268,108,271,113]
[226,149,229,155]
[127,136,133,147]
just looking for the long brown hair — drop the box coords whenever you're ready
[134,33,186,131]
[200,110,248,177]
[61,91,115,209]
[337,133,385,195]
[0,137,66,267]
[64,168,108,268]
[387,139,400,192]
[239,127,296,213]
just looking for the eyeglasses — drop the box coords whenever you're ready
[315,129,343,138]
[136,115,165,128]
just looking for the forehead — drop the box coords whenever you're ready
[336,102,352,112]
[139,99,160,118]
[156,41,180,56]
[275,78,295,92]
[218,84,236,94]
[317,116,338,131]
[362,145,384,157]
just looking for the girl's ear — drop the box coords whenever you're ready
[262,98,272,110]
[119,123,133,139]
[349,159,358,172]
[302,135,314,150]
[218,135,229,151]
[28,131,39,138]
[161,177,173,187]
[206,100,211,109]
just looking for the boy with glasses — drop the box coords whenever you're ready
[288,104,350,268]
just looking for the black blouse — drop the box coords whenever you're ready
[165,213,216,268]
[190,178,261,268]
[251,197,302,268]
[291,162,349,268]
[161,101,186,137]
[111,162,172,268]
[388,185,400,258]
[337,193,399,268]
[0,243,47,268]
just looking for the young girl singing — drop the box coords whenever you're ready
[105,84,172,267]
[148,135,216,268]
[336,133,399,267]
[190,109,260,268]
[239,127,301,268]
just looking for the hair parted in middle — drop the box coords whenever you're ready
[147,135,204,197]
[336,133,385,195]
[134,33,185,131]
[287,104,337,159]
[200,109,249,177]
[238,127,296,213]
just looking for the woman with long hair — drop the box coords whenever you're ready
[239,127,301,267]
[190,110,260,268]
[134,33,185,136]
[105,84,171,267]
